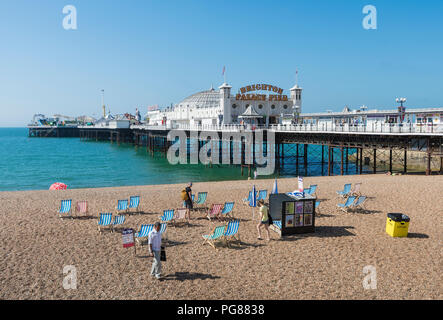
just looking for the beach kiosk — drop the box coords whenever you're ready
[269,193,316,237]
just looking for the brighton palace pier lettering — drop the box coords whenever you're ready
[236,84,288,101]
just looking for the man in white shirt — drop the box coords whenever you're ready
[148,222,162,280]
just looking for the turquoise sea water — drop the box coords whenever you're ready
[0,128,360,192]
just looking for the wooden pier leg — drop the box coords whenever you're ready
[404,148,407,174]
[296,144,299,174]
[373,149,377,174]
[321,145,325,176]
[345,147,349,173]
[389,149,393,174]
[328,146,332,176]
[340,146,344,175]
[303,144,308,175]
[355,147,359,173]
[426,152,432,176]
[359,148,363,174]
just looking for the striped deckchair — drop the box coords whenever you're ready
[135,224,154,244]
[194,192,208,210]
[306,185,318,197]
[174,208,189,225]
[257,190,268,201]
[223,219,240,247]
[129,196,140,214]
[160,209,175,225]
[112,215,126,231]
[202,225,226,250]
[97,213,113,233]
[59,199,72,218]
[243,191,257,204]
[116,199,129,214]
[351,183,362,197]
[75,201,88,217]
[207,204,224,221]
[220,202,235,220]
[337,196,356,212]
[315,200,321,215]
[273,220,282,230]
[350,196,367,212]
[337,184,352,198]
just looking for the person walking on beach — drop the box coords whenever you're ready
[257,199,271,241]
[182,182,193,220]
[148,222,162,280]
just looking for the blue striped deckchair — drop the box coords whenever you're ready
[220,202,235,220]
[337,196,356,212]
[112,215,126,231]
[257,190,268,201]
[135,224,154,244]
[223,219,240,246]
[273,220,282,230]
[306,185,318,197]
[337,184,352,198]
[97,213,113,233]
[243,191,257,204]
[160,209,175,225]
[116,199,129,214]
[202,225,226,250]
[129,196,140,214]
[315,201,321,214]
[350,196,367,212]
[59,199,72,218]
[195,192,208,210]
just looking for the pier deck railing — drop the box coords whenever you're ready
[130,123,443,135]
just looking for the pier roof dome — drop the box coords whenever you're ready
[179,87,220,108]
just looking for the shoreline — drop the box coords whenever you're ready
[0,174,442,299]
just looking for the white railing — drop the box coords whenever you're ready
[129,123,443,135]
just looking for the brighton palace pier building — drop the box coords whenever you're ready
[146,82,303,127]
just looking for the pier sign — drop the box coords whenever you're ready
[236,83,288,101]
[122,229,135,248]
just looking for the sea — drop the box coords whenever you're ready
[0,128,362,192]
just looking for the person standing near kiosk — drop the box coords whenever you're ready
[257,199,271,241]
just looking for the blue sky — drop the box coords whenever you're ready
[0,0,442,126]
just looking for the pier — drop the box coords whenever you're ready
[27,123,443,177]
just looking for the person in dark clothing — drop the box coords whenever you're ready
[184,182,193,219]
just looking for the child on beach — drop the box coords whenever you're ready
[257,199,271,241]
[181,182,193,220]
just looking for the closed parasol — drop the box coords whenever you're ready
[50,182,67,190]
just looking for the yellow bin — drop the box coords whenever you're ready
[386,213,410,237]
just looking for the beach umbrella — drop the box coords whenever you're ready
[272,178,278,194]
[49,182,67,190]
[249,184,257,219]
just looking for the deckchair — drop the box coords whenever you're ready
[351,183,362,197]
[129,196,140,214]
[174,208,189,225]
[159,222,168,241]
[223,219,240,247]
[74,201,88,217]
[112,215,126,231]
[257,190,268,201]
[135,224,154,245]
[273,220,282,230]
[59,199,72,218]
[306,185,318,197]
[337,196,356,212]
[202,225,226,250]
[220,202,235,220]
[243,191,257,204]
[97,213,113,233]
[337,184,352,198]
[116,199,129,215]
[194,192,208,210]
[160,209,175,225]
[350,196,367,212]
[315,200,321,215]
[207,204,224,221]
